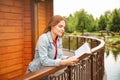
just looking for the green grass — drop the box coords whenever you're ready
[106,35,120,45]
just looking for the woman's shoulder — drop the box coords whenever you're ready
[38,33,48,41]
[36,33,49,46]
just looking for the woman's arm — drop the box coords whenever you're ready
[60,57,79,66]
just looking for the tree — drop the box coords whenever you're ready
[110,9,120,32]
[98,15,106,30]
[86,14,96,32]
[75,9,88,35]
[104,11,111,30]
[66,14,77,33]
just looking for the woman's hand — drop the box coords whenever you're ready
[60,57,79,66]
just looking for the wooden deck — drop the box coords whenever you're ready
[63,49,74,57]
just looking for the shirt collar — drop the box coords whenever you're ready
[46,31,60,43]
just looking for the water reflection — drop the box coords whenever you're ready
[105,46,120,80]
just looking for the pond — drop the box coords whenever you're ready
[104,46,120,80]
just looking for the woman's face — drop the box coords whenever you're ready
[51,20,65,38]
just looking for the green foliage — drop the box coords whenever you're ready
[66,9,96,34]
[106,35,120,45]
[75,9,87,34]
[98,15,106,30]
[115,40,120,44]
[66,14,77,33]
[110,9,120,32]
[65,8,120,34]
[86,14,96,32]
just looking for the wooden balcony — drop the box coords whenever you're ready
[12,35,105,80]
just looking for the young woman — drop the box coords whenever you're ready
[26,15,79,80]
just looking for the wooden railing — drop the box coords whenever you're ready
[12,35,105,80]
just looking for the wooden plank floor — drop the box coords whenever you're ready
[63,49,74,57]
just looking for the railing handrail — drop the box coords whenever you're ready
[78,36,105,53]
[13,35,105,80]
[63,35,105,53]
[13,66,66,80]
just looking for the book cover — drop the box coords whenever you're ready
[73,42,91,59]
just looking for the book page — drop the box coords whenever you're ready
[73,42,91,59]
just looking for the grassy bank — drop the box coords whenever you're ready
[105,35,120,49]
[65,32,120,46]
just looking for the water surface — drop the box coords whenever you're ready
[105,47,120,80]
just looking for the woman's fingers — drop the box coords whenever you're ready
[70,58,80,66]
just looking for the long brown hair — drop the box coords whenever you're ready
[44,15,66,33]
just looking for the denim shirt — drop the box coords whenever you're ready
[28,31,68,72]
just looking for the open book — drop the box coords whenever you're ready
[73,42,91,59]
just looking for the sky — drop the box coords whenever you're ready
[54,0,120,18]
